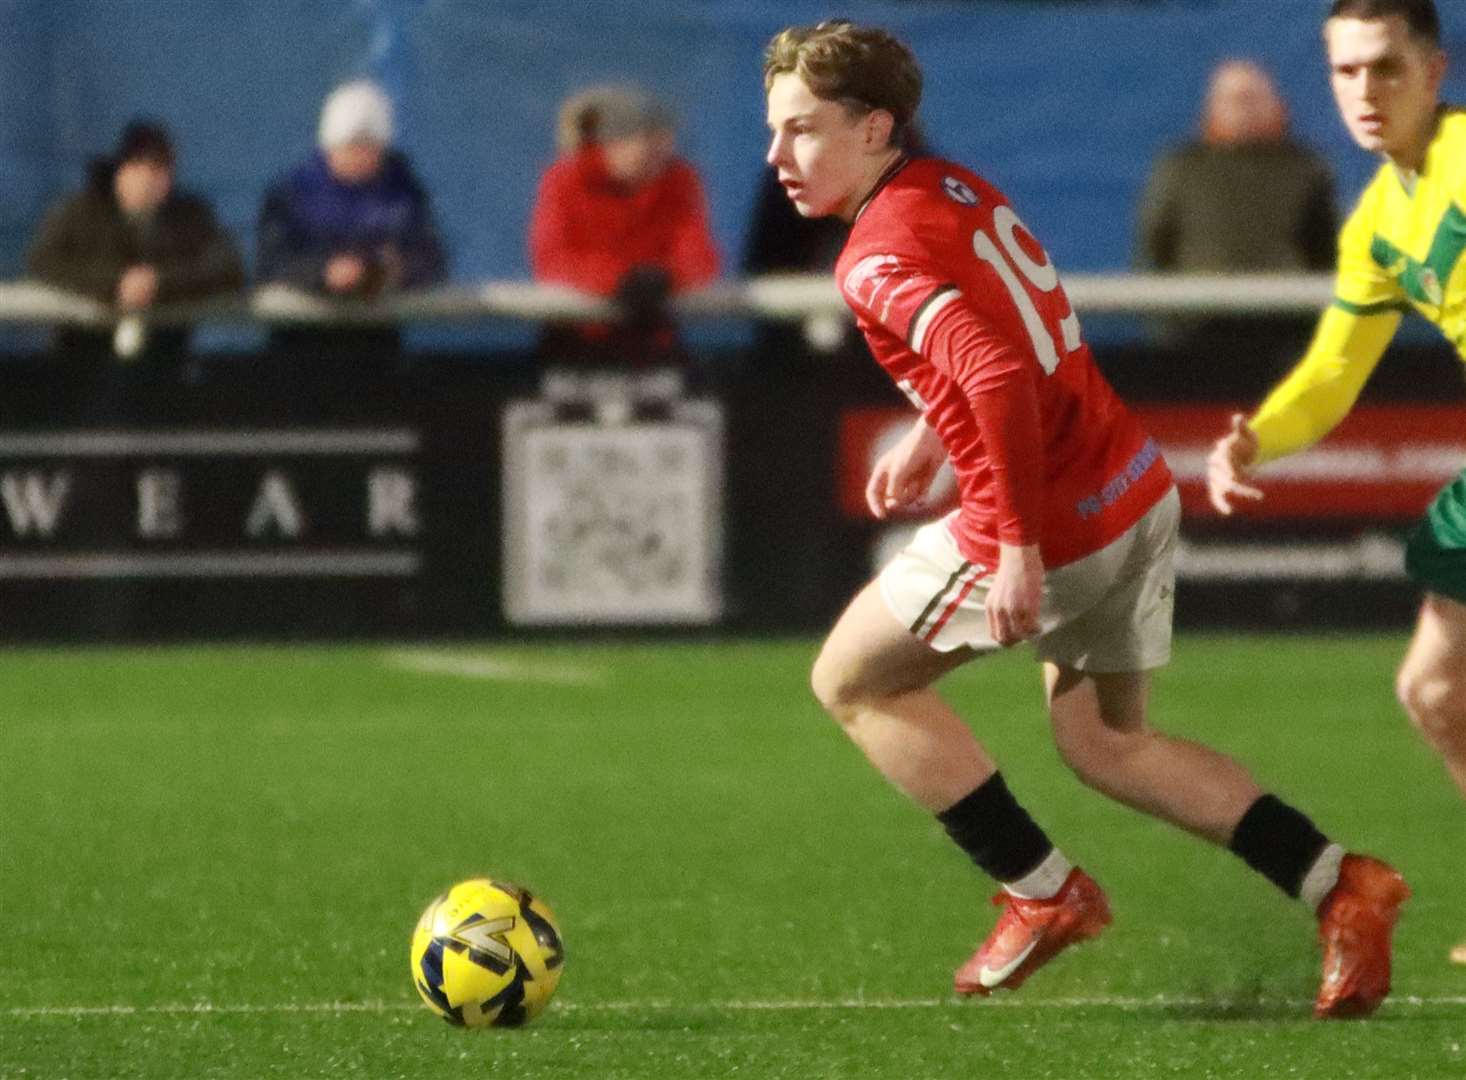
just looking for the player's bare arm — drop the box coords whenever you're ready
[1206,413,1263,515]
[865,417,945,519]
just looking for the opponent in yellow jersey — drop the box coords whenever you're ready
[1209,0,1466,966]
[1245,108,1466,461]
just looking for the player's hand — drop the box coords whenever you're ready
[865,419,946,519]
[1206,413,1264,515]
[986,542,1043,646]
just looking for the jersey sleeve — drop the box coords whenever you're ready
[839,242,1046,546]
[1250,303,1401,463]
[922,297,1044,545]
[1247,181,1406,463]
[1331,182,1408,316]
[839,250,958,350]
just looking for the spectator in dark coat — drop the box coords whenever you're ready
[257,80,446,360]
[26,119,245,363]
[1135,60,1339,372]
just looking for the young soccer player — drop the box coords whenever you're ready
[765,20,1409,1017]
[1206,0,1464,965]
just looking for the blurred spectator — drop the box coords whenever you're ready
[257,80,446,359]
[529,85,719,367]
[1136,60,1338,370]
[26,119,244,364]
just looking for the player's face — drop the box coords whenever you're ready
[765,72,887,221]
[1325,15,1446,168]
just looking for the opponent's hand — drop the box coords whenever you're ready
[865,420,946,519]
[1207,413,1264,515]
[986,543,1043,646]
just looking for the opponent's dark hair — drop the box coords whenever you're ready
[763,20,923,147]
[1327,0,1440,47]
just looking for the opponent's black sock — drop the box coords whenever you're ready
[937,772,1056,883]
[1228,794,1331,899]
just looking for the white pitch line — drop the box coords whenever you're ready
[8,995,1466,1019]
[382,650,603,686]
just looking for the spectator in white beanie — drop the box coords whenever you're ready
[257,79,445,306]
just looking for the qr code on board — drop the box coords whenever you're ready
[504,414,721,624]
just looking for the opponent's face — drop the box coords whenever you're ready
[1326,15,1445,167]
[765,72,891,221]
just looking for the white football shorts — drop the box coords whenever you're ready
[878,487,1180,672]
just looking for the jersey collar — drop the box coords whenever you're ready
[852,153,910,225]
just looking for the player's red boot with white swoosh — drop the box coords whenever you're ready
[953,867,1111,995]
[1314,854,1410,1019]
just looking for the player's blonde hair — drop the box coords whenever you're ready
[763,21,923,147]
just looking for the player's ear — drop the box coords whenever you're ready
[865,108,895,150]
[1427,47,1448,95]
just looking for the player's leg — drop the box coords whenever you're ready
[1400,474,1466,966]
[1394,593,1466,965]
[1044,664,1344,902]
[1396,593,1466,798]
[1044,661,1408,1017]
[1037,493,1272,842]
[1044,666,1265,841]
[812,523,1110,995]
[810,578,993,811]
[1038,490,1406,1017]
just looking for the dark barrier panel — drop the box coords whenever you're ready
[0,340,1459,642]
[0,352,883,642]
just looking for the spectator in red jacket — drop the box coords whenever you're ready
[529,85,719,366]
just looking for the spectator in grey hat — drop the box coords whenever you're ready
[529,84,720,367]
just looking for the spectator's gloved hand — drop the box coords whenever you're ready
[614,265,672,327]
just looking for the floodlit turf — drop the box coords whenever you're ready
[3,636,1465,1078]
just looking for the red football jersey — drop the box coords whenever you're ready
[836,157,1172,570]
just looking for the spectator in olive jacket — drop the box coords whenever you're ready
[27,119,245,363]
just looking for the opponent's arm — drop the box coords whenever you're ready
[1209,303,1400,513]
[1249,304,1401,463]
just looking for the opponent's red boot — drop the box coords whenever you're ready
[954,867,1112,995]
[1314,854,1410,1019]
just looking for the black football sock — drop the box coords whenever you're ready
[1227,794,1331,899]
[937,772,1055,883]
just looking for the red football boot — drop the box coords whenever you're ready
[1314,854,1410,1019]
[954,867,1112,995]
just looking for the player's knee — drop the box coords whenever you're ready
[809,651,860,720]
[1397,667,1466,752]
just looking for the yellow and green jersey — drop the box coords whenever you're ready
[1252,107,1466,463]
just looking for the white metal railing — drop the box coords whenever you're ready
[0,272,1337,330]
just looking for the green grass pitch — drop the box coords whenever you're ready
[3,635,1465,1078]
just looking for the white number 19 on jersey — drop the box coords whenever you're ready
[971,205,1082,375]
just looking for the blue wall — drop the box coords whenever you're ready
[5,0,1466,282]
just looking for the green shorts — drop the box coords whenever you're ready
[1405,469,1466,604]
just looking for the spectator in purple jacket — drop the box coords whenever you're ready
[256,81,446,359]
